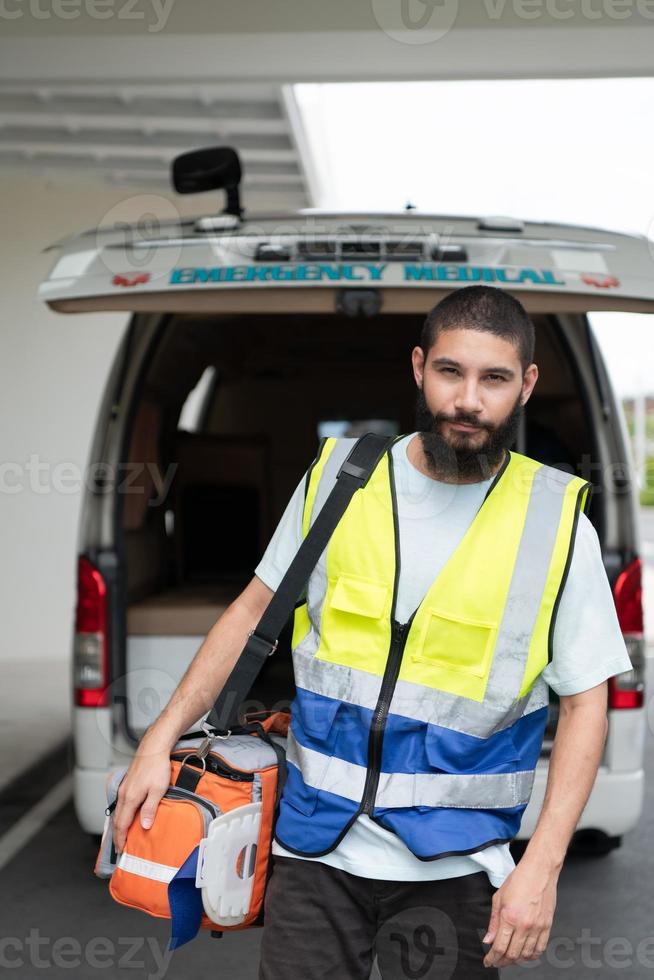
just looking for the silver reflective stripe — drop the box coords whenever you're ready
[480,462,577,708]
[116,852,178,883]
[298,438,358,662]
[286,730,534,810]
[292,644,549,739]
[378,767,535,810]
[292,644,381,709]
[390,674,550,738]
[286,729,366,799]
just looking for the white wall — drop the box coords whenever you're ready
[0,173,193,664]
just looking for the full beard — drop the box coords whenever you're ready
[414,386,524,482]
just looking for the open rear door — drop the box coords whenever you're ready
[40,215,654,317]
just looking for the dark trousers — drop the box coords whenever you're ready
[258,855,500,980]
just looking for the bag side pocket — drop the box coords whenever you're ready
[109,795,207,919]
[94,766,128,879]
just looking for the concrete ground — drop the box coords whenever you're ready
[0,659,70,793]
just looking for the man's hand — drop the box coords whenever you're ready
[112,741,172,852]
[482,856,557,968]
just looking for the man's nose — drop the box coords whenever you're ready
[454,379,483,415]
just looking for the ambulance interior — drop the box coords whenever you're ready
[123,310,598,742]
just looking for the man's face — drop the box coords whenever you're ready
[411,326,538,482]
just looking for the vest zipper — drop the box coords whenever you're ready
[360,445,406,816]
[356,441,512,820]
[361,617,413,815]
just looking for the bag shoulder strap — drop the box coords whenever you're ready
[205,431,394,731]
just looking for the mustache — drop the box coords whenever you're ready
[438,415,491,430]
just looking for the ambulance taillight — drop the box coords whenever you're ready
[73,556,109,707]
[609,557,645,709]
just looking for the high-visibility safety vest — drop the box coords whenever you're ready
[273,435,592,861]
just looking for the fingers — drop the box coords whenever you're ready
[500,923,550,966]
[110,753,172,853]
[483,919,516,968]
[112,785,143,852]
[112,774,170,850]
[484,923,549,968]
[518,931,542,961]
[533,927,550,961]
[482,899,500,944]
[497,929,536,967]
[139,789,164,830]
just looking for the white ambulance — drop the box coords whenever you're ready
[40,147,647,855]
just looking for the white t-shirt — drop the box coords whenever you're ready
[255,433,633,887]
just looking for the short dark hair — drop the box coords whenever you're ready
[420,285,535,374]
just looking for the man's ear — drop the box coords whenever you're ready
[521,362,539,405]
[412,346,425,388]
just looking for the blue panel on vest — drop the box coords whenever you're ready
[292,687,371,766]
[372,804,526,860]
[282,692,546,859]
[510,706,549,769]
[292,688,548,777]
[381,706,549,775]
[276,765,360,854]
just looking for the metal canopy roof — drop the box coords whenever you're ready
[0,82,316,210]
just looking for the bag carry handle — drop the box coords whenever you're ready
[205,432,394,732]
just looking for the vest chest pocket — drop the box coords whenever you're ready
[287,695,344,817]
[411,607,498,679]
[329,574,389,619]
[321,574,391,672]
[293,692,343,748]
[423,723,521,776]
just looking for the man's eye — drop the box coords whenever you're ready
[439,368,504,381]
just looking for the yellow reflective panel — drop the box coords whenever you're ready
[400,452,535,701]
[408,608,498,701]
[330,574,389,619]
[315,452,395,676]
[411,607,498,678]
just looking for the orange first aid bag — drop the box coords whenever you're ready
[94,710,289,949]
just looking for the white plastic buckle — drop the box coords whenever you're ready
[195,802,263,927]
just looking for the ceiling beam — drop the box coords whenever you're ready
[1,28,654,83]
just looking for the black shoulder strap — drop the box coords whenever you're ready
[205,432,393,731]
